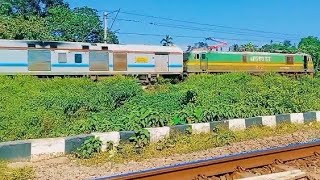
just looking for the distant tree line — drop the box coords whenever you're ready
[0,0,119,43]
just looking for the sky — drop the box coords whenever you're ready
[66,0,319,49]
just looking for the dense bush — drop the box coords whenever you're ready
[1,73,320,142]
[0,75,142,141]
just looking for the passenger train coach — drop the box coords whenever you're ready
[0,39,315,82]
[0,39,184,82]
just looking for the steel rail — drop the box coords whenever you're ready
[94,139,320,180]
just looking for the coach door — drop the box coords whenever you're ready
[113,52,127,71]
[89,51,109,71]
[28,49,51,71]
[155,53,169,72]
[303,55,308,70]
[200,53,208,71]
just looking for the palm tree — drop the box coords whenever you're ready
[161,35,173,46]
[231,44,240,51]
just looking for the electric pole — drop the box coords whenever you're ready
[104,12,108,44]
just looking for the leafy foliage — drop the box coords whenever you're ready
[129,129,151,153]
[75,137,102,159]
[213,127,236,146]
[230,40,298,53]
[1,73,320,142]
[0,75,142,142]
[298,36,320,71]
[261,40,298,53]
[160,35,173,46]
[0,0,119,43]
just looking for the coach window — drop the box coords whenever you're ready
[50,44,58,49]
[82,45,89,50]
[28,44,36,48]
[195,54,200,59]
[58,53,67,63]
[75,54,82,63]
[201,54,206,59]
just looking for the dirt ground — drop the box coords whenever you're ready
[8,129,320,180]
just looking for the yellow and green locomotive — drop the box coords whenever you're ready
[184,50,314,74]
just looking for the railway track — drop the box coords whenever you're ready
[94,140,320,180]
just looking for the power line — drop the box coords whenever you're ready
[116,32,282,43]
[109,17,300,41]
[110,9,121,30]
[101,9,303,38]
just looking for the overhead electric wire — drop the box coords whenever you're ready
[110,8,121,30]
[116,32,282,43]
[100,9,303,38]
[109,17,300,41]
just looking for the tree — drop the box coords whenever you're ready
[0,15,51,40]
[0,0,119,43]
[0,1,13,16]
[194,42,208,49]
[230,44,240,52]
[161,35,173,46]
[2,0,68,16]
[240,42,258,52]
[46,6,118,43]
[298,36,320,71]
[260,40,297,53]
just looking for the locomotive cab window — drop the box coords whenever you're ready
[75,54,82,63]
[58,53,67,63]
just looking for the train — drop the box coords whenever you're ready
[0,39,314,83]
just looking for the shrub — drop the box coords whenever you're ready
[129,129,150,153]
[75,137,102,159]
[1,73,320,142]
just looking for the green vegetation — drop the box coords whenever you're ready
[75,137,102,159]
[0,75,142,142]
[0,161,34,180]
[0,0,118,43]
[129,129,151,153]
[299,36,320,71]
[1,73,320,142]
[78,122,320,165]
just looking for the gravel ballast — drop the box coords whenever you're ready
[8,129,320,180]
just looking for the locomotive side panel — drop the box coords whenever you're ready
[185,52,202,72]
[206,53,242,72]
[185,51,309,73]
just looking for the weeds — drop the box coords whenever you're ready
[75,137,102,159]
[77,122,320,165]
[0,161,34,180]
